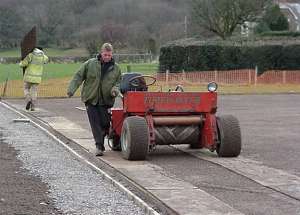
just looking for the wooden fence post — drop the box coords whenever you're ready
[166,69,169,87]
[248,69,252,85]
[254,66,258,86]
[214,70,218,82]
[182,70,186,82]
[1,78,8,98]
[283,70,286,84]
[127,65,131,73]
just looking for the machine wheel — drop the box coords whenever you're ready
[190,142,202,149]
[111,136,122,151]
[216,115,241,157]
[121,116,149,160]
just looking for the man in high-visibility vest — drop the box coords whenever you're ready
[19,47,49,111]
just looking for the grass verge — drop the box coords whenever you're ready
[0,63,158,83]
[1,78,299,98]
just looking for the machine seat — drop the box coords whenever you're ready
[120,73,148,94]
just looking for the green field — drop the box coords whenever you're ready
[0,63,158,83]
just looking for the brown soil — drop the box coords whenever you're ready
[0,132,62,215]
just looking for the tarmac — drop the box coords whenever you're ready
[3,96,300,215]
[3,98,243,215]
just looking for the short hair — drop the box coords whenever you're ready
[35,46,43,51]
[101,43,113,52]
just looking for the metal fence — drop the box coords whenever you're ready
[155,70,300,85]
[0,53,154,64]
[0,78,72,98]
[114,53,153,63]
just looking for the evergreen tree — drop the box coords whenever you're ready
[263,4,289,31]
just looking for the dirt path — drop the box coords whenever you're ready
[0,132,61,215]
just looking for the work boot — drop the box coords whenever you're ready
[25,101,32,110]
[100,144,105,152]
[95,148,103,156]
[30,103,35,111]
[95,143,105,156]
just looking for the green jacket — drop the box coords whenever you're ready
[67,57,121,107]
[19,48,49,84]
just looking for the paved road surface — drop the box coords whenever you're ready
[3,94,300,215]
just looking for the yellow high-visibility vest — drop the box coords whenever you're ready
[20,49,49,84]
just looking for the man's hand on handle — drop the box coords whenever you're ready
[111,88,120,98]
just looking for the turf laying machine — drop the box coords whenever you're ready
[108,73,241,160]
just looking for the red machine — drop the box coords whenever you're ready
[108,74,241,160]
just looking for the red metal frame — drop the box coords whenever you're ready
[124,92,216,114]
[111,91,218,149]
[111,108,124,136]
[201,113,217,150]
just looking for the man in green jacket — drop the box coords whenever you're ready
[19,47,49,111]
[67,43,121,156]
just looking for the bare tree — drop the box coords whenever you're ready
[68,0,97,30]
[127,22,150,51]
[29,0,66,46]
[191,0,270,39]
[79,28,102,57]
[3,0,190,50]
[100,23,128,48]
[0,7,24,48]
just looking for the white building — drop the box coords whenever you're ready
[278,2,300,31]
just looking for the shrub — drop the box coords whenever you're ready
[159,39,300,74]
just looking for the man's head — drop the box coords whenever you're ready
[100,43,113,63]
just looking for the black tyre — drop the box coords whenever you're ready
[190,142,203,149]
[111,136,122,151]
[216,115,241,157]
[121,116,149,160]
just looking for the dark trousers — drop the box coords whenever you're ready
[85,103,111,149]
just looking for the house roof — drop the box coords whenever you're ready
[275,0,300,3]
[279,3,300,20]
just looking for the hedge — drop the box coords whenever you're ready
[159,39,300,74]
[259,31,300,37]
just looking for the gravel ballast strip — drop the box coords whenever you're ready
[0,105,147,215]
